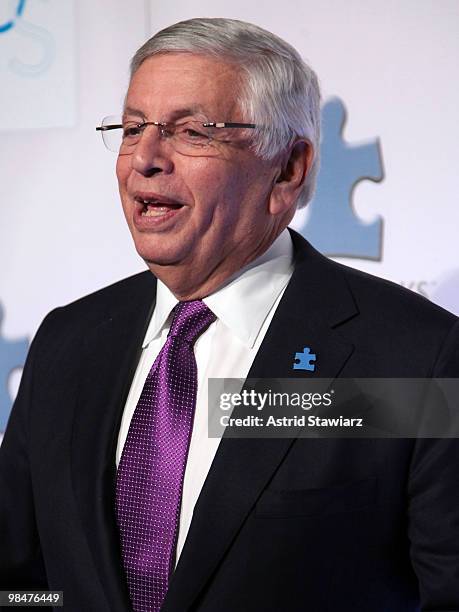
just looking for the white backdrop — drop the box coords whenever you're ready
[1,0,458,436]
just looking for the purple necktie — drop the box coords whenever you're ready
[115,300,216,612]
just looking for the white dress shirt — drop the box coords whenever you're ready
[116,229,294,563]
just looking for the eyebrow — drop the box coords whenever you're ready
[123,105,208,121]
[123,106,147,119]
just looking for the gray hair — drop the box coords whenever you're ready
[130,18,321,207]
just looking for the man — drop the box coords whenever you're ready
[1,17,458,612]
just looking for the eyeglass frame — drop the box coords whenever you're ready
[95,118,257,154]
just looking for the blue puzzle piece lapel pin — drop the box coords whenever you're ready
[293,347,316,372]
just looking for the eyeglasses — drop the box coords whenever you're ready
[96,115,257,156]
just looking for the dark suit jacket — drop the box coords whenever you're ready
[1,231,459,611]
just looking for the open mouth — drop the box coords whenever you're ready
[135,195,184,217]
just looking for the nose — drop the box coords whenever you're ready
[130,124,174,177]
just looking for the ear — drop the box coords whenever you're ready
[268,140,314,216]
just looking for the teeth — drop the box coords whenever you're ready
[142,207,170,217]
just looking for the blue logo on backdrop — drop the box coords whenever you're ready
[0,0,55,78]
[0,0,26,33]
[298,97,384,260]
[0,302,29,433]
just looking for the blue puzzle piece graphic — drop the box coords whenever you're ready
[298,97,384,260]
[0,0,26,34]
[0,302,29,432]
[293,347,316,372]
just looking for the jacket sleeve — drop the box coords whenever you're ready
[408,319,459,611]
[0,314,56,590]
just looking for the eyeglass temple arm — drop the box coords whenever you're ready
[203,122,256,129]
[95,124,123,132]
[96,122,256,131]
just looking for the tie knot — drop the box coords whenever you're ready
[168,300,216,345]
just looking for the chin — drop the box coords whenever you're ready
[135,244,184,268]
[132,229,197,267]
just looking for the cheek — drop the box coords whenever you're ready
[115,159,133,224]
[116,156,130,190]
[179,158,228,214]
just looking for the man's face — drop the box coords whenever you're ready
[116,53,280,285]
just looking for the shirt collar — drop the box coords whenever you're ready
[142,229,294,349]
[143,279,179,348]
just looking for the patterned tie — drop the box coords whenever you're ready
[115,300,216,612]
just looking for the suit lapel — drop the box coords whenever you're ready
[162,231,358,611]
[70,272,156,612]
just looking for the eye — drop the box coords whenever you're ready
[122,123,143,139]
[175,122,210,144]
[185,128,206,138]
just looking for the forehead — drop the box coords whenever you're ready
[125,53,244,119]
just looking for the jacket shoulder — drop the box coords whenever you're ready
[332,259,458,375]
[289,230,458,375]
[291,229,457,331]
[36,271,156,341]
[337,259,457,330]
